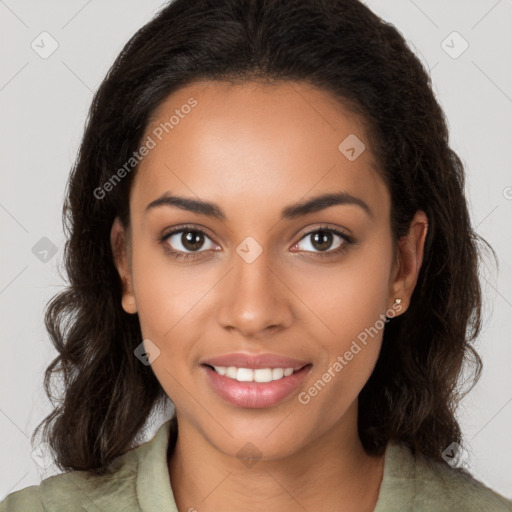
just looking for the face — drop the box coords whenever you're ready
[111,80,427,461]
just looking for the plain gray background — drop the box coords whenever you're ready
[1,0,511,500]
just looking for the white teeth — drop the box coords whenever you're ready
[254,369,273,382]
[272,368,284,380]
[236,368,254,382]
[226,366,237,379]
[211,365,297,382]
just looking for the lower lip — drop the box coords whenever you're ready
[202,364,312,408]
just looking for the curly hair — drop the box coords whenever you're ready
[32,0,497,476]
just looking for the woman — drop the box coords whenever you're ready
[1,0,510,510]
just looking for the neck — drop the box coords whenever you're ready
[168,402,385,512]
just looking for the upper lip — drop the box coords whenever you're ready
[201,353,311,370]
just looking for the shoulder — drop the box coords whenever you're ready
[0,486,44,512]
[0,419,176,512]
[0,440,140,512]
[416,456,512,511]
[376,442,512,512]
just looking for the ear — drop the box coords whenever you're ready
[110,216,137,314]
[387,210,429,315]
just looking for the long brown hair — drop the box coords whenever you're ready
[33,0,497,476]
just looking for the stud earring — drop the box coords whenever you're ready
[385,297,403,320]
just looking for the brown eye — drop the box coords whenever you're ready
[295,228,349,253]
[180,230,205,251]
[163,227,217,254]
[310,230,335,251]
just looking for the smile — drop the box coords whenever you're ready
[201,363,313,408]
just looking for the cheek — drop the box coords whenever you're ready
[292,239,393,338]
[292,239,391,402]
[299,338,382,429]
[296,268,388,418]
[130,247,199,401]
[131,251,175,339]
[129,243,219,403]
[130,240,213,339]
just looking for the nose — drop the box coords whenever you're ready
[215,247,294,338]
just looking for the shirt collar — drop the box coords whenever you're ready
[135,419,414,512]
[136,418,178,511]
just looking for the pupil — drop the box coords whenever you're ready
[179,230,334,252]
[312,230,332,251]
[182,231,203,251]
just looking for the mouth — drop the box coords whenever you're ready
[201,363,313,408]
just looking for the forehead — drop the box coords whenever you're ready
[131,80,389,222]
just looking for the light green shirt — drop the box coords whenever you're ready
[1,419,511,511]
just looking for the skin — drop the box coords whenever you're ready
[111,80,428,512]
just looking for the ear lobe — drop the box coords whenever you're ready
[110,216,137,314]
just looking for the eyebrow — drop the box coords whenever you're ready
[145,190,372,220]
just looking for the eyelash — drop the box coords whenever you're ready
[159,224,355,260]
